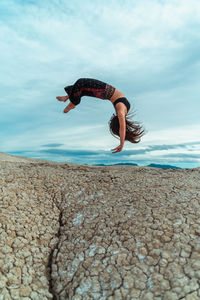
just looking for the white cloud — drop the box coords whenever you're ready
[141,124,200,145]
[1,0,200,166]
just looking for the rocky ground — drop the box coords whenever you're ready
[0,152,200,300]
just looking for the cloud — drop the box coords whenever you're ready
[40,148,100,156]
[163,153,200,159]
[42,143,64,148]
[8,139,200,168]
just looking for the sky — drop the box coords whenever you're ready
[0,0,200,168]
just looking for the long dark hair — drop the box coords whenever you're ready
[109,111,145,143]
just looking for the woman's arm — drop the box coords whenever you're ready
[118,112,126,147]
[111,112,126,153]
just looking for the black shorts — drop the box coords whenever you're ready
[64,78,115,105]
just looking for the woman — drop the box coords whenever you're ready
[57,78,145,153]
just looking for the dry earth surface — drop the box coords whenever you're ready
[0,152,200,300]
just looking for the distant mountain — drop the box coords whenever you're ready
[147,163,181,169]
[92,163,181,169]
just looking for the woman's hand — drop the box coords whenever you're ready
[111,144,124,153]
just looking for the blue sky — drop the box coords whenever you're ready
[1,0,200,167]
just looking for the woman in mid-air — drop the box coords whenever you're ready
[57,78,145,153]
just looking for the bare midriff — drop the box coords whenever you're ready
[110,89,126,104]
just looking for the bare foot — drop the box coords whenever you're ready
[63,102,75,113]
[56,96,68,102]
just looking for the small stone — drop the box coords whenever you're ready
[149,249,161,257]
[0,275,7,289]
[2,245,13,253]
[162,251,171,260]
[142,292,154,300]
[184,285,192,294]
[134,279,146,290]
[163,291,179,300]
[185,291,199,300]
[180,249,190,258]
[129,288,141,298]
[192,260,200,270]
[0,288,12,300]
[10,288,20,299]
[30,291,39,300]
[123,274,134,289]
[159,258,168,267]
[20,285,32,297]
[161,235,171,242]
[22,274,32,285]
[189,278,199,290]
[72,296,82,300]
[160,279,170,290]
[7,272,21,285]
[121,287,128,297]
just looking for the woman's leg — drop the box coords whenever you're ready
[63,101,76,113]
[56,95,69,102]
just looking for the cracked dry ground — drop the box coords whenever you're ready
[0,160,200,300]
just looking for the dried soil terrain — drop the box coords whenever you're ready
[0,152,200,300]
